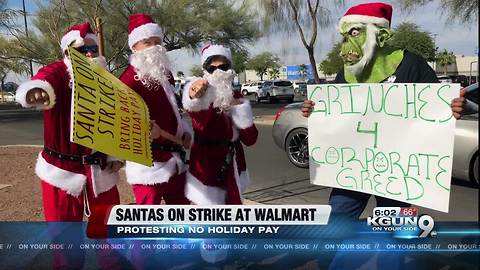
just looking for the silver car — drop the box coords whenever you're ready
[257,80,294,103]
[272,84,479,186]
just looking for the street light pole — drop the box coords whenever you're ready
[22,0,33,76]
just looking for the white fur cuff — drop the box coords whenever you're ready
[231,99,254,129]
[16,80,56,110]
[182,78,216,112]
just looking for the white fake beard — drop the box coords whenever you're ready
[204,69,235,112]
[131,45,172,91]
[64,55,107,88]
[345,24,378,77]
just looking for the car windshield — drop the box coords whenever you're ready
[274,81,292,87]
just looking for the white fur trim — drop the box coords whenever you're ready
[184,172,226,205]
[201,45,232,65]
[61,30,83,52]
[238,170,250,193]
[84,33,99,45]
[129,23,163,50]
[90,165,120,198]
[230,99,254,129]
[181,120,193,146]
[125,157,178,185]
[339,15,389,29]
[182,78,216,112]
[61,31,99,52]
[35,152,86,197]
[16,80,56,110]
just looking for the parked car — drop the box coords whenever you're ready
[437,76,453,83]
[256,80,294,103]
[241,82,262,96]
[293,82,307,96]
[0,92,15,102]
[272,83,479,186]
[306,78,327,84]
[233,82,242,92]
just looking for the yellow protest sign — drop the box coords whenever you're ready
[68,47,153,166]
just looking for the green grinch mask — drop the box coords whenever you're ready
[340,22,404,83]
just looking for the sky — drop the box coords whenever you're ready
[6,0,479,80]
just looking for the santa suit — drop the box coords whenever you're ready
[119,65,190,205]
[182,78,258,205]
[15,59,120,221]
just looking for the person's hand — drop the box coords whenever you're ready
[182,132,192,149]
[26,88,50,106]
[302,100,315,118]
[231,99,242,106]
[189,79,209,99]
[451,88,466,119]
[104,161,124,173]
[150,120,161,140]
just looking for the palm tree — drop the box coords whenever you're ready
[436,49,456,76]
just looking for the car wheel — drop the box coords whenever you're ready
[469,152,479,186]
[267,93,273,103]
[285,128,309,168]
[254,93,261,103]
[242,90,248,96]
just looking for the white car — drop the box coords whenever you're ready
[257,80,294,103]
[241,82,262,96]
[1,92,15,102]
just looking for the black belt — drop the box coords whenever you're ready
[43,146,106,168]
[151,143,187,163]
[194,136,239,183]
[194,136,236,148]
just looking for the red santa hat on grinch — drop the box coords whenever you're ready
[200,44,232,66]
[60,21,99,52]
[128,13,163,50]
[339,2,393,29]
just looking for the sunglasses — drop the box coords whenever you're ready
[206,64,230,74]
[76,45,98,54]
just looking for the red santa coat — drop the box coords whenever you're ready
[15,59,119,197]
[119,65,190,185]
[182,78,258,205]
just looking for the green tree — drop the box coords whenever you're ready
[10,0,261,73]
[319,42,343,75]
[0,38,29,102]
[231,48,249,74]
[436,49,456,76]
[268,67,280,79]
[190,65,203,77]
[246,52,280,81]
[260,0,344,83]
[397,0,477,24]
[387,22,436,62]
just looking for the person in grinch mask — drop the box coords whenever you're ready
[302,2,475,218]
[302,3,476,269]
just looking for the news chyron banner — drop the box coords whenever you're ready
[68,48,152,166]
[87,205,331,239]
[307,83,459,213]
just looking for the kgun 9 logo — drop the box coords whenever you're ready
[367,207,435,238]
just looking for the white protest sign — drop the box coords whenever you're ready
[307,83,459,212]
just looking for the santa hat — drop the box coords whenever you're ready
[200,44,232,66]
[60,21,99,52]
[128,13,163,50]
[339,2,393,29]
